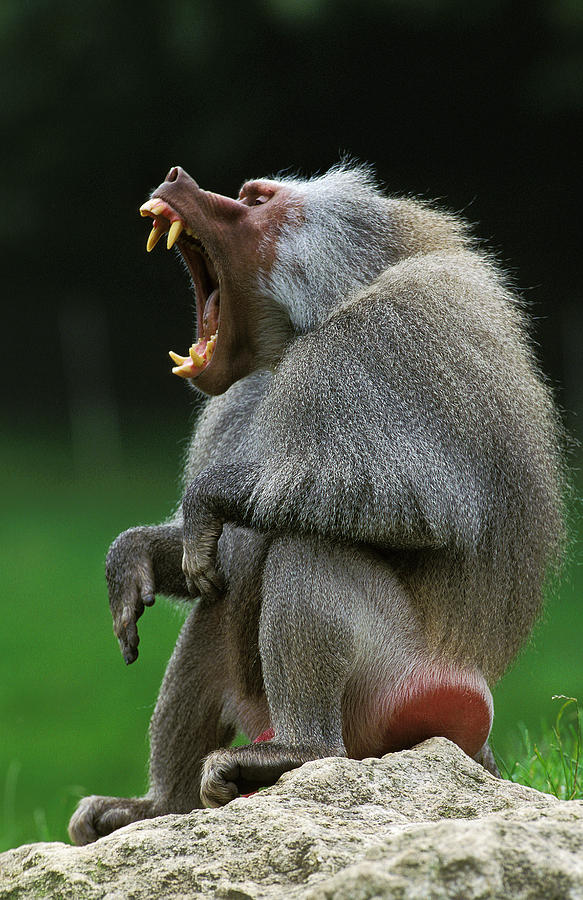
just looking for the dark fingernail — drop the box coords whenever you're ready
[143,594,155,607]
[123,648,138,665]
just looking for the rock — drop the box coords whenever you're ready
[1,738,582,899]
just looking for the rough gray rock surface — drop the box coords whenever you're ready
[1,738,582,899]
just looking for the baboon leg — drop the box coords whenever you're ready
[69,599,235,844]
[200,535,495,807]
[200,535,363,806]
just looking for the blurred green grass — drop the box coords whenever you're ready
[0,422,190,850]
[1,423,581,850]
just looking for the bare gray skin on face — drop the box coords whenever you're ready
[68,163,565,845]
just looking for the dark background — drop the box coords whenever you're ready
[1,0,581,849]
[2,0,582,436]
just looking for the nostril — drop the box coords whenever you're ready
[158,165,198,192]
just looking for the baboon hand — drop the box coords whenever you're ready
[182,485,225,602]
[182,518,225,601]
[106,528,157,665]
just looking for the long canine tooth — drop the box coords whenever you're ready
[171,364,192,378]
[147,223,166,252]
[169,350,188,366]
[167,220,184,250]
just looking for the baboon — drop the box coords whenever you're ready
[69,163,565,845]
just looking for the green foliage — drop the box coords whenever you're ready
[0,424,188,851]
[499,696,582,800]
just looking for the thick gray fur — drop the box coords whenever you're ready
[68,165,563,843]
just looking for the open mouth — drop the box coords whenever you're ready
[140,197,219,378]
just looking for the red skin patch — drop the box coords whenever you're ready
[239,674,491,796]
[253,728,276,744]
[380,683,492,759]
[250,680,491,760]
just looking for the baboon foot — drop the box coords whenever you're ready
[68,795,157,845]
[200,750,242,808]
[200,742,312,808]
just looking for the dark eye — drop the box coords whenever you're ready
[238,183,276,206]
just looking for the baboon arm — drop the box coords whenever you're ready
[183,287,479,598]
[106,522,189,663]
[185,275,486,556]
